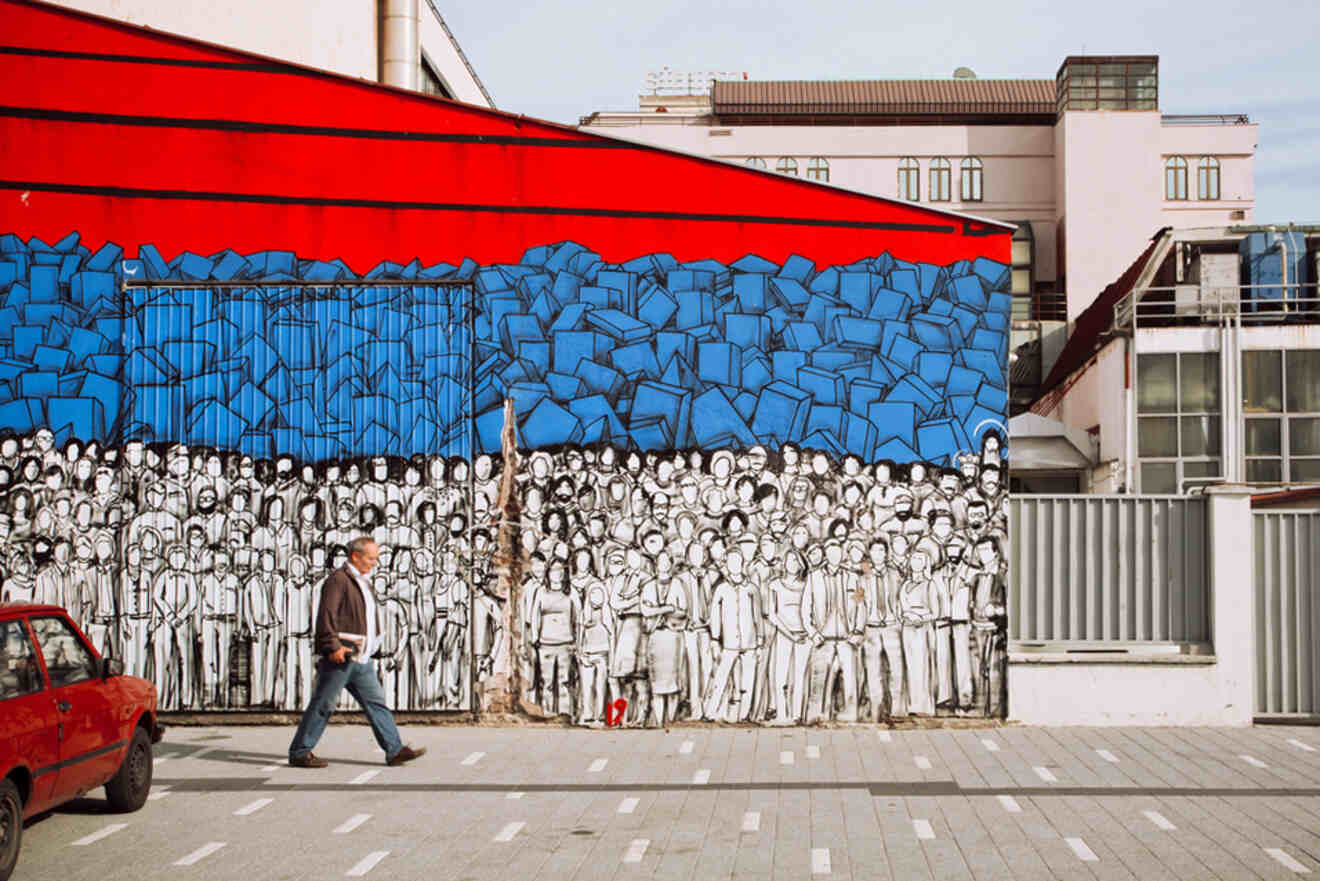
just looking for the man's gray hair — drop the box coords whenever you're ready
[347,536,376,558]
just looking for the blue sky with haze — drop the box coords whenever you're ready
[448,0,1317,224]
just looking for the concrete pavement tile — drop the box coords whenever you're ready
[962,794,1059,881]
[771,789,814,881]
[1192,794,1320,876]
[693,787,746,881]
[1155,795,1300,881]
[871,795,934,881]
[1013,796,1105,881]
[1201,726,1320,788]
[987,728,1059,789]
[905,794,975,881]
[809,783,853,881]
[1089,794,1230,881]
[500,790,601,881]
[932,795,1016,881]
[1065,728,1152,789]
[1160,727,1298,790]
[1056,794,1179,881]
[838,789,894,881]
[929,730,993,789]
[650,789,720,881]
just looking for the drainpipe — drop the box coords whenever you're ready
[380,0,419,91]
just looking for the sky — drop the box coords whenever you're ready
[446,0,1319,224]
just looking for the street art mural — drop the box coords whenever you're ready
[0,233,1010,721]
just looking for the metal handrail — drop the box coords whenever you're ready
[1160,113,1250,125]
[1116,283,1320,329]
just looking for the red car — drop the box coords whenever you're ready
[0,603,164,881]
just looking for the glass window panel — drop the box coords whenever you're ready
[1243,350,1283,411]
[1179,352,1220,411]
[1131,65,1157,77]
[1011,241,1031,265]
[30,616,97,688]
[1290,417,1320,455]
[1098,87,1125,99]
[1290,459,1320,482]
[1011,269,1031,294]
[0,620,44,700]
[1138,416,1178,456]
[1099,98,1126,110]
[1138,354,1177,412]
[1181,415,1221,456]
[1183,460,1221,479]
[1141,462,1177,494]
[1246,459,1282,483]
[1245,417,1281,455]
[1285,351,1320,411]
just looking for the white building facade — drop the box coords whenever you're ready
[49,0,493,106]
[582,58,1257,411]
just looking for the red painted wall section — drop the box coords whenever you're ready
[0,0,1011,271]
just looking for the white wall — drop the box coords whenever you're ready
[1040,338,1129,465]
[1010,488,1256,726]
[55,0,379,80]
[418,0,493,107]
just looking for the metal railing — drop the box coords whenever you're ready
[1161,113,1251,125]
[1115,283,1320,330]
[1009,495,1211,648]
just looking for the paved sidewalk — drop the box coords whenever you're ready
[18,724,1320,880]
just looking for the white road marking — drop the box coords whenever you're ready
[618,797,639,814]
[191,748,215,760]
[1096,749,1119,763]
[780,750,795,765]
[980,738,1000,752]
[493,821,525,842]
[460,751,484,766]
[1144,810,1177,830]
[260,764,280,772]
[346,850,389,877]
[153,755,170,765]
[1265,847,1311,873]
[913,819,935,840]
[806,745,821,759]
[334,814,371,835]
[914,755,932,770]
[234,798,273,816]
[623,839,649,863]
[72,823,127,846]
[679,740,694,754]
[506,792,525,800]
[1066,837,1098,862]
[692,768,711,784]
[877,731,892,743]
[1240,754,1268,769]
[349,770,380,785]
[589,758,608,773]
[997,795,1021,813]
[174,842,226,866]
[1034,766,1058,783]
[742,811,760,832]
[1288,738,1316,753]
[147,785,172,801]
[811,847,831,874]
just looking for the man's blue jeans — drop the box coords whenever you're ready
[289,658,403,763]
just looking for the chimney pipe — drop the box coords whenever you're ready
[380,0,419,91]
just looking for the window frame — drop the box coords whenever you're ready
[960,157,984,202]
[928,157,951,202]
[0,617,47,702]
[744,157,767,170]
[1242,348,1320,483]
[29,614,99,689]
[897,157,919,201]
[1197,156,1221,201]
[1136,352,1222,492]
[1010,222,1034,321]
[1165,156,1189,201]
[775,157,798,176]
[806,157,829,182]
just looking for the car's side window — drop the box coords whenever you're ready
[0,619,46,700]
[30,616,98,689]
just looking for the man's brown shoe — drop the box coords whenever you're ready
[387,745,426,767]
[289,752,328,768]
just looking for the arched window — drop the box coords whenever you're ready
[1165,156,1188,200]
[960,157,983,202]
[1198,157,1220,200]
[897,157,919,201]
[929,158,951,201]
[776,157,798,176]
[744,157,767,169]
[807,157,829,182]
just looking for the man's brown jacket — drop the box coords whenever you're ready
[313,565,368,658]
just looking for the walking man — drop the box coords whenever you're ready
[288,537,426,768]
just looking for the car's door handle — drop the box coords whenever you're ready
[57,701,71,712]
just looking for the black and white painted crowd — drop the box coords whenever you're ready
[0,427,1009,723]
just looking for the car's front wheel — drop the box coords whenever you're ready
[105,727,153,813]
[0,777,22,881]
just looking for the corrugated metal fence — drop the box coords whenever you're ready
[1254,511,1320,716]
[1010,495,1211,644]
